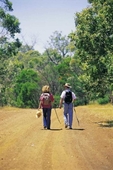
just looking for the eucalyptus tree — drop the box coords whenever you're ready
[69,0,113,98]
[0,0,21,57]
[45,31,71,65]
[0,0,21,105]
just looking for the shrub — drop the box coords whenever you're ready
[97,96,109,105]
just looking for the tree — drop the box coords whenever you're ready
[0,0,21,57]
[0,0,21,106]
[0,0,20,37]
[69,0,113,98]
[13,69,40,108]
[47,31,70,57]
[45,31,71,65]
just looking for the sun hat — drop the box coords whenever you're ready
[36,110,42,118]
[64,83,71,88]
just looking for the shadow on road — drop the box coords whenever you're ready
[66,128,85,131]
[41,128,85,131]
[50,128,63,131]
[96,120,113,128]
[41,128,63,131]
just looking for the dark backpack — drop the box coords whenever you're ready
[64,91,72,104]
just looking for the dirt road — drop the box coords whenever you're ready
[0,105,113,170]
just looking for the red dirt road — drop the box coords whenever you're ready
[0,105,113,170]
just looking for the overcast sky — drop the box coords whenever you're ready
[11,0,89,53]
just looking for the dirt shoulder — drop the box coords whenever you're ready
[0,105,113,170]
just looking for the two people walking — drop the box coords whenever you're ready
[38,83,76,130]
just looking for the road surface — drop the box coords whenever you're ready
[0,105,113,170]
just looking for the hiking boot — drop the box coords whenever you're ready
[65,124,68,128]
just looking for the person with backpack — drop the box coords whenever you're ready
[38,85,54,130]
[59,83,76,129]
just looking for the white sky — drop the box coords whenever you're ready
[11,0,89,53]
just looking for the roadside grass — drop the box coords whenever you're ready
[97,120,113,127]
[84,104,113,127]
[0,106,20,110]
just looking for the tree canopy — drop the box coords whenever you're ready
[69,0,113,98]
[0,0,113,107]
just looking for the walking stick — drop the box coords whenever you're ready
[54,108,61,125]
[54,108,63,129]
[74,107,80,126]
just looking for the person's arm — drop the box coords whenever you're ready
[72,92,76,103]
[38,100,42,109]
[50,93,54,102]
[59,98,63,109]
[59,91,65,108]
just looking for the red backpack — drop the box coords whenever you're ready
[41,93,51,105]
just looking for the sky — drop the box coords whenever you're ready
[10,0,89,53]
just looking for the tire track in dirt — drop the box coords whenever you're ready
[0,107,113,170]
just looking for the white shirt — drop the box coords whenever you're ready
[60,89,76,100]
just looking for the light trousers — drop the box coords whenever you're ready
[63,103,73,128]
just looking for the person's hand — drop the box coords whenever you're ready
[59,105,62,109]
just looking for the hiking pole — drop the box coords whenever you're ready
[54,108,62,129]
[54,108,61,125]
[74,107,80,126]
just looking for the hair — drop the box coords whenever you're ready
[42,85,50,93]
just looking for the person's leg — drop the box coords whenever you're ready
[68,103,73,129]
[46,108,51,129]
[43,108,47,128]
[64,103,69,127]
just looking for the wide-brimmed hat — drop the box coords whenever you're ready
[64,83,71,88]
[36,110,42,118]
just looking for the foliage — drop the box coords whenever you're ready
[0,0,113,107]
[69,0,113,98]
[97,95,109,105]
[47,31,70,57]
[56,57,73,84]
[0,0,21,106]
[0,0,20,37]
[13,69,40,108]
[52,95,60,108]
